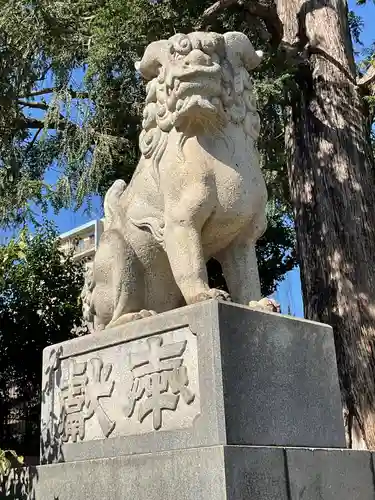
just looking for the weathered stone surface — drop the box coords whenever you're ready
[85,31,269,332]
[41,301,345,464]
[287,448,375,499]
[35,447,228,500]
[5,446,375,500]
[12,446,288,500]
[224,446,289,500]
[219,304,345,447]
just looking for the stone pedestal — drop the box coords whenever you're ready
[9,300,373,499]
[40,300,345,464]
[24,446,375,500]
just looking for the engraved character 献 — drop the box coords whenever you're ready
[59,357,115,442]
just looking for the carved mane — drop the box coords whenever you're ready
[137,32,262,182]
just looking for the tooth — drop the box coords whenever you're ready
[166,71,174,88]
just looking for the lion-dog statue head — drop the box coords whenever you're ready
[135,31,263,172]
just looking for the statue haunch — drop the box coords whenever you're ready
[89,31,270,330]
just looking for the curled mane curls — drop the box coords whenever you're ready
[138,79,169,184]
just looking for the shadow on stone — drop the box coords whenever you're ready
[40,421,64,465]
[40,345,64,464]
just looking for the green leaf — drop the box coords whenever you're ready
[0,224,88,456]
[16,250,26,260]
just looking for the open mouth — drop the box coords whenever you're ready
[171,75,222,102]
[175,95,217,114]
[165,62,221,87]
[173,95,226,133]
[164,63,222,97]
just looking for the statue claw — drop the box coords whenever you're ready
[193,288,232,303]
[105,310,158,330]
[248,298,281,313]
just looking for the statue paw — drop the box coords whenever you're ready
[194,288,232,303]
[106,309,158,329]
[248,298,281,313]
[137,309,158,319]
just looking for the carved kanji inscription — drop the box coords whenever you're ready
[124,336,195,430]
[59,357,115,442]
[46,327,200,445]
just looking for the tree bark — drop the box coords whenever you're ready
[276,0,375,448]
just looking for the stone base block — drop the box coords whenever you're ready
[4,446,375,500]
[41,300,345,464]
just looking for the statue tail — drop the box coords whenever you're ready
[103,179,127,230]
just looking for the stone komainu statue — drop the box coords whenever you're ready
[89,31,270,330]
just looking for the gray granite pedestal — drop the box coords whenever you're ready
[20,446,375,500]
[5,300,370,499]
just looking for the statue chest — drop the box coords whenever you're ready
[213,160,267,220]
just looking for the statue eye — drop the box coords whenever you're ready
[173,35,192,56]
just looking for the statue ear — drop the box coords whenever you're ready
[136,40,170,81]
[224,32,263,71]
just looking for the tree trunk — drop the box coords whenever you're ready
[276,0,375,448]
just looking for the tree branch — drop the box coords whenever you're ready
[67,89,90,99]
[19,88,90,99]
[14,118,47,129]
[17,100,49,111]
[36,65,53,82]
[197,0,283,48]
[19,88,56,98]
[16,117,70,131]
[244,10,271,43]
[307,46,357,85]
[17,101,72,131]
[197,0,238,28]
[357,64,375,89]
[245,1,283,47]
[26,128,43,151]
[17,116,126,146]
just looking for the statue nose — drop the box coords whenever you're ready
[184,49,212,66]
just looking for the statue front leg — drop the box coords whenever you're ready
[218,235,261,304]
[216,215,266,305]
[164,217,230,305]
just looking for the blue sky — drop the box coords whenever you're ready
[349,0,375,48]
[1,1,374,318]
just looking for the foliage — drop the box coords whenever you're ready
[0,0,290,217]
[0,448,23,476]
[348,10,364,47]
[0,223,86,456]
